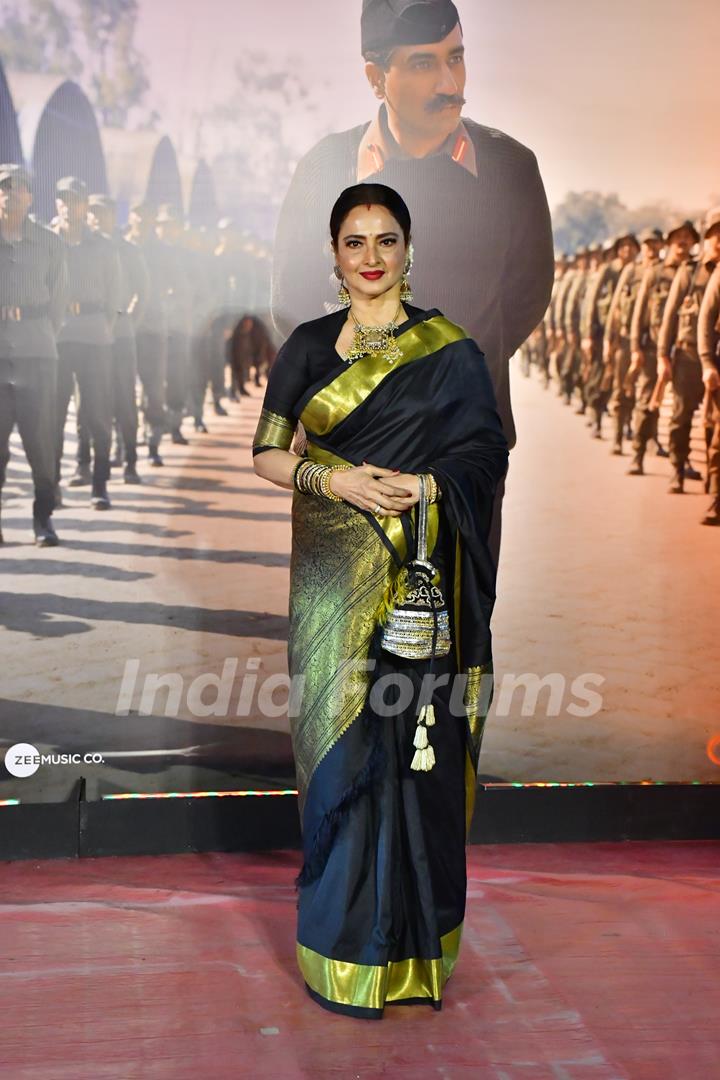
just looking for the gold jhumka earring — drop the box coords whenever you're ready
[334,265,351,307]
[400,241,414,303]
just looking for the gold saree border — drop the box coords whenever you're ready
[289,493,393,802]
[252,407,295,452]
[297,923,463,1010]
[452,529,493,834]
[300,315,468,437]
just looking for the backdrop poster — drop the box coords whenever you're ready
[1,0,718,804]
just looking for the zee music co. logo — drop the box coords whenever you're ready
[4,743,105,778]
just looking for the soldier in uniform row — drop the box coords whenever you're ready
[561,245,591,410]
[626,221,697,476]
[698,254,720,526]
[0,164,66,545]
[525,207,720,528]
[581,235,635,439]
[658,208,720,494]
[83,194,149,483]
[155,203,193,446]
[125,202,171,466]
[603,230,655,456]
[52,176,120,511]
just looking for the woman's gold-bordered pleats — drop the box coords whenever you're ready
[253,407,295,452]
[297,923,463,1011]
[289,491,396,804]
[300,315,468,438]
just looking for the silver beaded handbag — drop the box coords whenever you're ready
[380,475,451,662]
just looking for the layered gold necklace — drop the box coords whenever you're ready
[344,302,404,365]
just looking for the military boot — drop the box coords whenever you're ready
[148,442,164,467]
[68,464,92,487]
[668,469,684,494]
[91,483,111,511]
[700,496,720,526]
[33,514,59,546]
[627,453,644,476]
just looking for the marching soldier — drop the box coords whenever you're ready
[550,254,576,396]
[657,208,719,494]
[561,246,591,409]
[540,253,567,388]
[84,194,148,484]
[698,239,720,526]
[229,314,276,391]
[125,202,168,466]
[155,204,192,445]
[53,176,119,510]
[580,238,627,438]
[602,232,644,455]
[626,222,697,476]
[212,222,263,403]
[183,223,216,434]
[0,164,66,545]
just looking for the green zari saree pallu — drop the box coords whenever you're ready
[253,309,508,1018]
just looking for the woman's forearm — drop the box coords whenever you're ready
[253,448,302,490]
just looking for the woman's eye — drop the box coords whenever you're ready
[380,238,397,246]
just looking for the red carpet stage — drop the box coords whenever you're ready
[1,840,718,1078]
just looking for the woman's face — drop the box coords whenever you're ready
[334,204,408,302]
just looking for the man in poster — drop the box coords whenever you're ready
[271,0,554,561]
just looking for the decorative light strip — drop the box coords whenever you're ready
[102,789,298,800]
[0,799,20,806]
[486,780,710,788]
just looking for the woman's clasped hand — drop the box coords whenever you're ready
[329,462,421,515]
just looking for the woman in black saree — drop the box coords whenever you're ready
[252,183,508,1018]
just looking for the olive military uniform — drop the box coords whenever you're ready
[657,257,716,488]
[697,263,720,518]
[0,182,67,528]
[54,222,120,495]
[628,256,684,469]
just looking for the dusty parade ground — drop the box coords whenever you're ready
[1,364,718,802]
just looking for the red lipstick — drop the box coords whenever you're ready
[360,270,385,280]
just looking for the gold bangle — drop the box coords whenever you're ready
[320,466,343,501]
[422,472,440,504]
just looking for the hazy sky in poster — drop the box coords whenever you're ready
[135,0,720,214]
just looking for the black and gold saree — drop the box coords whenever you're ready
[252,305,508,1018]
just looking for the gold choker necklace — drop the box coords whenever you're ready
[344,303,403,365]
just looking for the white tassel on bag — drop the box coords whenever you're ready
[410,702,436,771]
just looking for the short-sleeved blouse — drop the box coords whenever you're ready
[252,303,429,455]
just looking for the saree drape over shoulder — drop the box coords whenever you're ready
[253,306,508,1018]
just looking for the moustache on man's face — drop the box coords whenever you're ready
[425,94,466,113]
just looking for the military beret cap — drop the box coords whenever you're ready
[637,227,664,244]
[666,218,700,244]
[0,163,33,189]
[702,206,720,235]
[56,176,88,197]
[361,0,460,56]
